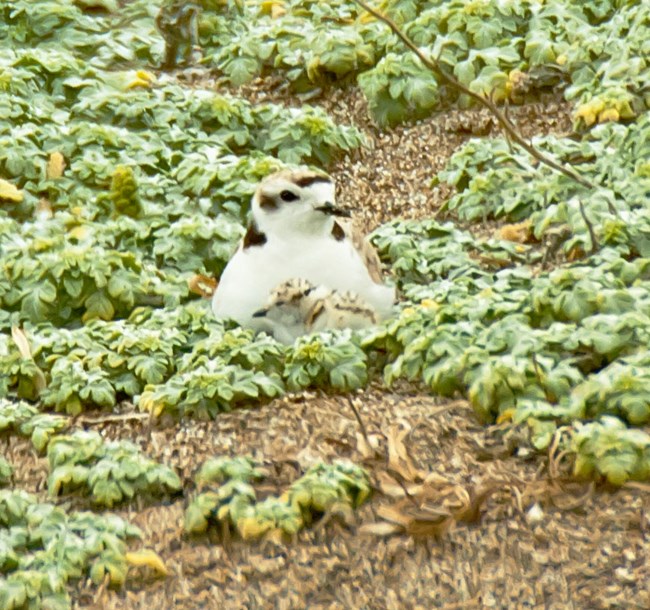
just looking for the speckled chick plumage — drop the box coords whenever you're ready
[252,278,379,344]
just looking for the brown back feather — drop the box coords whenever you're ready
[336,219,385,284]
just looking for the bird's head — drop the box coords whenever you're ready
[251,169,350,236]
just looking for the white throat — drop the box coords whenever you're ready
[253,208,335,237]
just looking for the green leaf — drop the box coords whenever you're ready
[83,290,115,322]
[92,480,123,507]
[0,580,27,610]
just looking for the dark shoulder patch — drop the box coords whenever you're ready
[294,175,332,188]
[258,193,277,210]
[331,221,345,241]
[243,222,267,249]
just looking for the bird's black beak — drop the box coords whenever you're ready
[252,308,267,318]
[314,202,351,218]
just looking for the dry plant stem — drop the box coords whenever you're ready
[346,397,370,443]
[355,0,599,251]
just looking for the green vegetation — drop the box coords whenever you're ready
[1,0,649,477]
[572,417,650,485]
[439,114,650,256]
[366,222,650,466]
[185,457,371,540]
[0,399,69,452]
[0,490,144,608]
[197,0,650,126]
[47,431,182,507]
[1,0,650,601]
[0,458,11,487]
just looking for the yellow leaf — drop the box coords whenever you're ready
[498,220,532,244]
[69,225,90,241]
[598,108,620,124]
[575,99,605,127]
[46,152,65,179]
[508,70,526,86]
[125,550,169,576]
[259,0,283,15]
[271,4,285,18]
[11,326,47,396]
[125,70,157,90]
[126,78,151,90]
[135,70,156,84]
[237,516,270,540]
[496,409,515,424]
[187,274,217,298]
[0,179,23,202]
[357,12,376,24]
[138,392,164,417]
[574,105,596,127]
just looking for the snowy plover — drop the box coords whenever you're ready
[212,169,395,332]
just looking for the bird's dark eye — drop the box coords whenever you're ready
[280,190,299,202]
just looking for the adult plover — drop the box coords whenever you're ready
[252,278,378,344]
[212,169,395,332]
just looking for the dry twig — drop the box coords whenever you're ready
[346,396,370,443]
[354,0,599,251]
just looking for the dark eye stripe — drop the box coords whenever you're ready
[259,194,278,210]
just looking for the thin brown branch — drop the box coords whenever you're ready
[346,396,369,442]
[355,0,599,250]
[574,197,599,253]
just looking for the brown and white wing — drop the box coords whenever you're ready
[336,219,385,284]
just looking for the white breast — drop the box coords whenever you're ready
[212,233,395,328]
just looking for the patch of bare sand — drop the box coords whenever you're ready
[328,93,573,233]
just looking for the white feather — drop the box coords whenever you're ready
[212,232,394,326]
